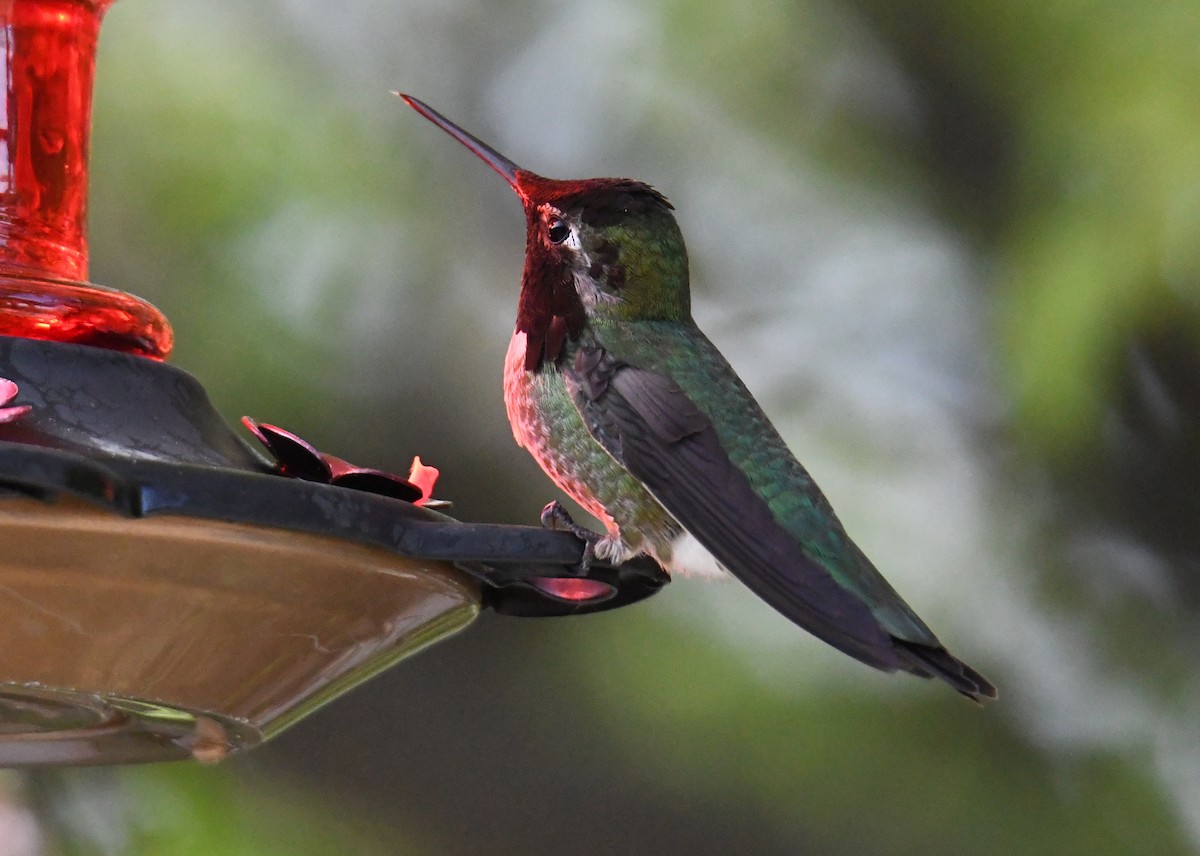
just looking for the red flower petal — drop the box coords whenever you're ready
[242,417,331,482]
[0,405,30,424]
[407,456,440,506]
[0,378,30,423]
[330,466,422,502]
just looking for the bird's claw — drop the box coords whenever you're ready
[540,501,599,573]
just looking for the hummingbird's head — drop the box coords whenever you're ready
[401,95,691,370]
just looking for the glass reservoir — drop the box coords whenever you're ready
[0,0,171,358]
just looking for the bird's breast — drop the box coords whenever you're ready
[504,330,619,533]
[502,329,679,553]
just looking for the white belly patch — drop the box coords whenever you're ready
[665,531,729,579]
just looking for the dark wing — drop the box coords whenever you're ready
[569,345,900,671]
[568,344,996,701]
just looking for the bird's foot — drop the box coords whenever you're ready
[540,501,600,572]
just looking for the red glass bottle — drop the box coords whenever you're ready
[0,0,172,359]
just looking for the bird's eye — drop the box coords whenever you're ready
[547,218,570,244]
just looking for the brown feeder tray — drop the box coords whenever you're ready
[0,496,478,765]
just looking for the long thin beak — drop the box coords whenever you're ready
[397,93,522,193]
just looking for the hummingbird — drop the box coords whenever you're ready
[400,94,996,703]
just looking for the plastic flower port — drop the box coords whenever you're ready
[0,379,30,424]
[241,417,432,504]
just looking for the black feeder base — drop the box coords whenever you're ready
[0,336,667,765]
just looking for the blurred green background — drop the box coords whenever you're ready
[7,0,1200,853]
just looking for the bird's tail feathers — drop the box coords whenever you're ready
[891,639,997,704]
